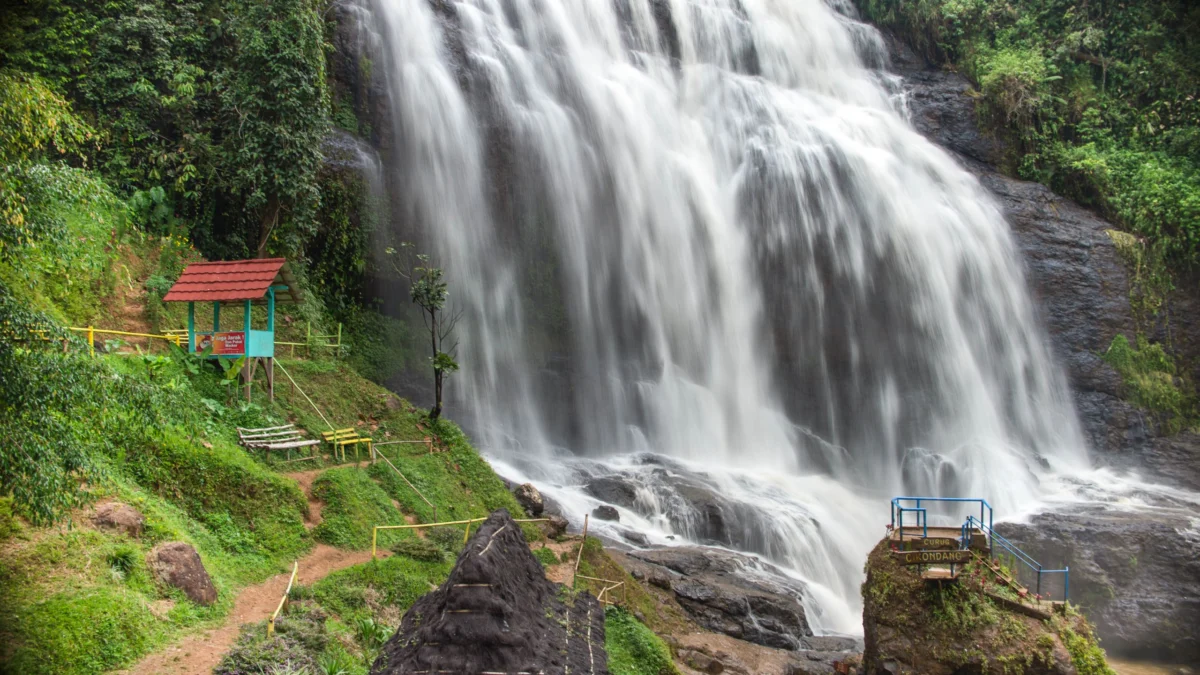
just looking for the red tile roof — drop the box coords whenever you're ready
[163,259,301,304]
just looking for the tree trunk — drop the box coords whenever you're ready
[429,308,441,421]
[256,194,280,257]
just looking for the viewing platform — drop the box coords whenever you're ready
[887,496,1070,617]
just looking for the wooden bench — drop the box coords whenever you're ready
[321,428,373,462]
[237,424,321,461]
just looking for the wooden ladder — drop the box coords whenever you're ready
[972,550,1031,599]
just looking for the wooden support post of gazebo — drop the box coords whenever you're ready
[162,258,301,402]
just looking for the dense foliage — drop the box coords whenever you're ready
[857,0,1200,268]
[0,0,331,261]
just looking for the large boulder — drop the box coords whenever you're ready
[622,547,812,650]
[92,502,145,538]
[861,537,1098,674]
[148,542,217,606]
[998,509,1200,662]
[592,505,620,522]
[371,509,607,675]
[513,482,545,516]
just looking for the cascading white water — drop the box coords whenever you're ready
[357,0,1095,634]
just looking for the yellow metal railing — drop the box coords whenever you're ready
[275,322,343,358]
[25,323,342,360]
[371,517,551,560]
[267,561,299,637]
[71,326,184,356]
[27,326,184,355]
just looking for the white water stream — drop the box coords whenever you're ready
[352,0,1194,635]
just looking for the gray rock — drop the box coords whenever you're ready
[513,482,544,516]
[998,509,1200,662]
[92,502,145,538]
[798,635,862,652]
[148,542,217,606]
[585,477,639,509]
[625,547,811,650]
[541,514,569,539]
[592,505,619,521]
[618,528,650,547]
[677,646,751,675]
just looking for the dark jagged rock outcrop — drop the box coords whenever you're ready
[371,509,607,675]
[999,510,1200,663]
[619,546,813,650]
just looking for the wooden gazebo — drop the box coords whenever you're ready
[163,258,301,401]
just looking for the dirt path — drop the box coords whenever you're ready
[286,469,325,530]
[121,545,385,675]
[119,469,381,675]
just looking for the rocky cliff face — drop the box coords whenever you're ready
[883,32,1200,662]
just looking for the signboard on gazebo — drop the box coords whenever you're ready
[196,331,246,356]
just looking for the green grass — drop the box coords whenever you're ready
[311,467,404,550]
[533,546,559,567]
[1,587,160,675]
[312,555,452,623]
[605,606,681,675]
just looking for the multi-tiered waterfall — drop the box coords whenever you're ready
[354,0,1094,633]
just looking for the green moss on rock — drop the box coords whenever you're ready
[861,538,1114,674]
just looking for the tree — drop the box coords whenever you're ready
[386,243,461,422]
[219,0,329,257]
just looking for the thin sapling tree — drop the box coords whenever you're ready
[386,243,461,422]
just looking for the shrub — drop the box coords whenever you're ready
[390,536,446,563]
[311,468,403,550]
[533,546,559,568]
[4,588,158,674]
[312,555,451,621]
[0,496,20,542]
[604,606,679,675]
[1103,334,1196,431]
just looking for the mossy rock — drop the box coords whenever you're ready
[861,538,1115,674]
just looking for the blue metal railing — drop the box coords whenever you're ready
[891,497,993,545]
[964,515,1069,601]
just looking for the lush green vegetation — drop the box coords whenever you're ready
[1,0,330,261]
[605,606,681,675]
[312,467,405,550]
[856,0,1200,269]
[1104,334,1198,432]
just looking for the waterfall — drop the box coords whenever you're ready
[356,0,1092,633]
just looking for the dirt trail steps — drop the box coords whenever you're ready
[118,470,384,675]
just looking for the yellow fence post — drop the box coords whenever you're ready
[267,561,298,638]
[372,527,379,561]
[87,326,95,357]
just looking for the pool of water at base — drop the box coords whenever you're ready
[1108,658,1195,675]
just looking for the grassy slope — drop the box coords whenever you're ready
[0,204,529,674]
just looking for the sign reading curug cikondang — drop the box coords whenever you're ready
[893,549,971,565]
